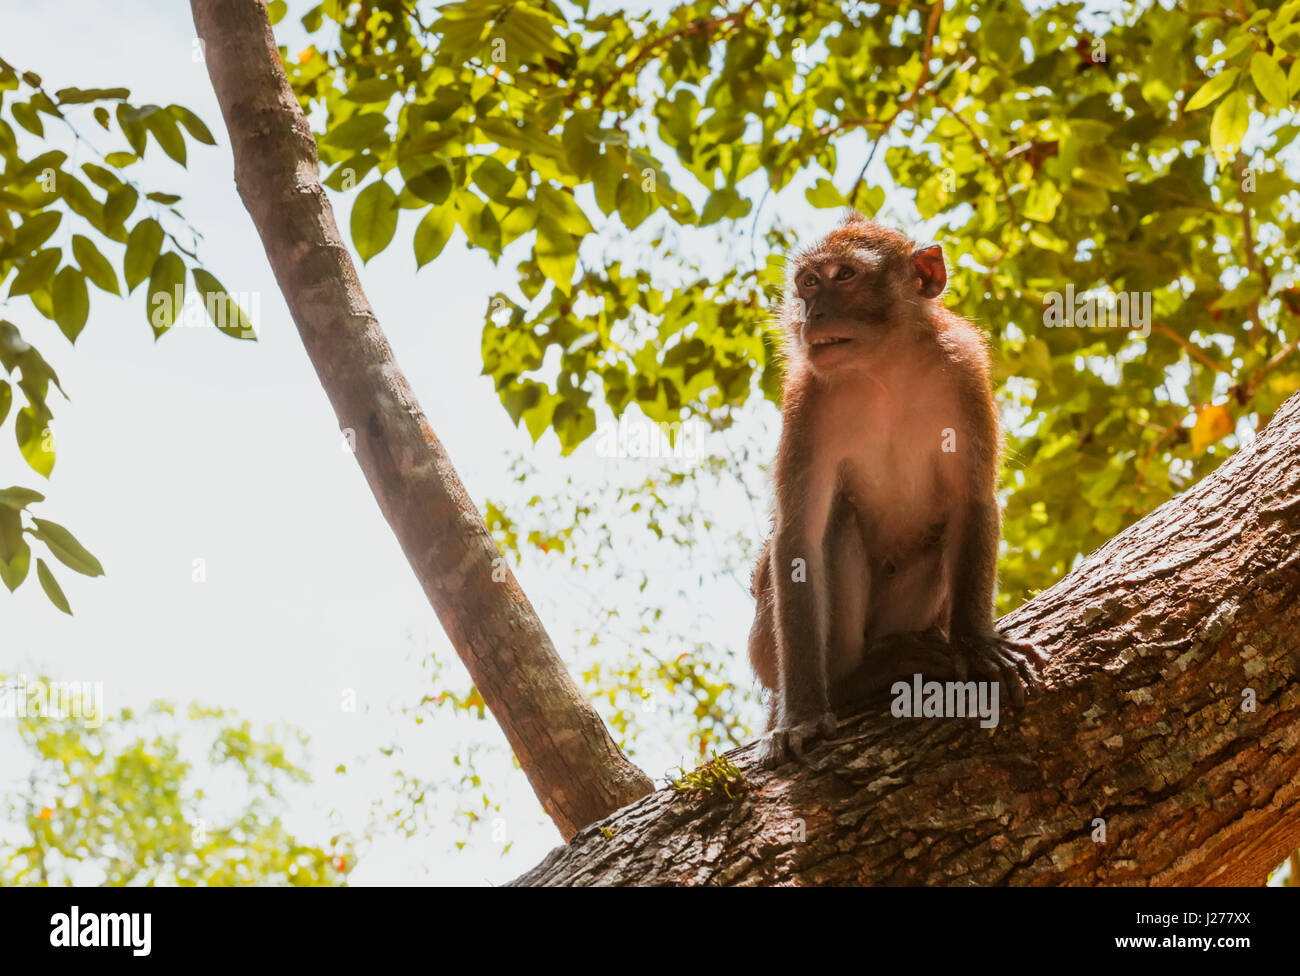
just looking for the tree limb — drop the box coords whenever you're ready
[514,391,1300,885]
[190,0,652,840]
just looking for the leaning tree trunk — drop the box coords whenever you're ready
[513,391,1300,886]
[190,0,652,840]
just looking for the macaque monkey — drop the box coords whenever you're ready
[748,212,1048,768]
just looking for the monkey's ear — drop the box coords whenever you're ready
[913,244,947,298]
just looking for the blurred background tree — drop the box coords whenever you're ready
[0,685,352,885]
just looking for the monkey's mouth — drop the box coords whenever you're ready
[808,336,851,349]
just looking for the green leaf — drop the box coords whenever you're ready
[146,252,187,337]
[1185,67,1240,112]
[343,77,399,103]
[1022,180,1062,222]
[8,248,60,297]
[16,407,54,477]
[414,206,456,268]
[804,179,847,209]
[535,185,593,236]
[0,508,29,592]
[54,86,130,104]
[1208,34,1252,66]
[168,104,216,145]
[0,486,45,509]
[12,101,43,135]
[144,109,187,165]
[398,156,452,204]
[36,558,72,614]
[72,234,120,295]
[79,163,119,194]
[13,211,62,253]
[701,186,739,224]
[351,179,399,262]
[32,517,104,576]
[0,547,30,592]
[1210,90,1250,156]
[124,218,165,292]
[326,113,390,152]
[52,267,90,342]
[191,268,256,340]
[473,204,502,255]
[1249,52,1289,109]
[534,218,576,293]
[472,156,516,201]
[105,185,139,227]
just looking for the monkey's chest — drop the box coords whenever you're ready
[821,381,968,553]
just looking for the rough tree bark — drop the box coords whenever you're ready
[514,392,1300,886]
[190,0,652,840]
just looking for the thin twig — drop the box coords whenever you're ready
[1152,323,1228,374]
[933,93,1017,268]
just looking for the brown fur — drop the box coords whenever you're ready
[749,213,1045,762]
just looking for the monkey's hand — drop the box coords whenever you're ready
[756,711,838,770]
[951,630,1049,706]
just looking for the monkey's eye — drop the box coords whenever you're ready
[833,266,856,281]
[801,273,820,289]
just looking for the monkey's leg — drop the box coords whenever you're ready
[747,541,781,731]
[948,499,1051,705]
[747,613,781,733]
[826,500,870,686]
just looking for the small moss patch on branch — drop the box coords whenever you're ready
[669,752,749,800]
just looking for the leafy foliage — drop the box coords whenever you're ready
[0,58,249,610]
[290,0,1300,615]
[0,688,352,885]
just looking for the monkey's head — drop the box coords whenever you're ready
[781,212,947,371]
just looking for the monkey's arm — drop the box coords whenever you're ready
[760,461,839,767]
[948,496,1048,704]
[948,496,1001,637]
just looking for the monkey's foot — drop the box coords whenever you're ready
[952,631,1049,706]
[756,711,838,770]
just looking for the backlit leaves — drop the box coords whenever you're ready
[0,697,351,885]
[286,0,1300,621]
[146,251,186,337]
[351,179,399,262]
[192,268,256,340]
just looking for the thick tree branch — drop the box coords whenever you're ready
[514,392,1300,885]
[190,0,652,840]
